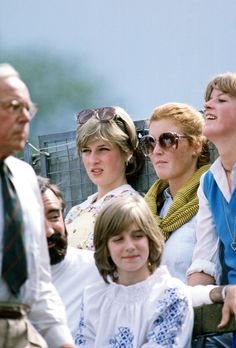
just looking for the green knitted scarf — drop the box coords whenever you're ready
[145,165,210,240]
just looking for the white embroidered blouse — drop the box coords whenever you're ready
[73,266,194,347]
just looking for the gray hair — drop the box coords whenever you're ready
[0,63,20,79]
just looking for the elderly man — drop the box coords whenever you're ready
[37,176,101,335]
[0,63,76,348]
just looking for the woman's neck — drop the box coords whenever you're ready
[116,266,151,286]
[214,134,236,170]
[221,162,235,193]
[168,166,197,198]
[220,154,236,174]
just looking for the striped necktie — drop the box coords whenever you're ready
[0,160,28,295]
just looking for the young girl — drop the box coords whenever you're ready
[65,106,144,250]
[73,193,193,347]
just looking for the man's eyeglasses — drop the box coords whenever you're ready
[0,99,38,119]
[76,107,117,124]
[140,132,190,156]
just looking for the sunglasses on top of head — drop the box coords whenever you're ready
[140,132,190,156]
[76,107,118,124]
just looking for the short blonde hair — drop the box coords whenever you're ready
[94,193,164,283]
[148,102,210,167]
[205,72,236,101]
[76,106,143,176]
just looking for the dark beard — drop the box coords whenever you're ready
[47,233,68,265]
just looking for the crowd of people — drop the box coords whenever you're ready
[0,62,236,347]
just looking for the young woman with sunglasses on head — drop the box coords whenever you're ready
[65,106,144,250]
[140,102,210,283]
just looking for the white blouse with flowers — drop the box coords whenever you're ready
[65,184,136,250]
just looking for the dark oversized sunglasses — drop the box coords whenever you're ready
[76,107,117,124]
[140,132,190,156]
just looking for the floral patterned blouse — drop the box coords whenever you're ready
[73,266,193,347]
[65,184,136,250]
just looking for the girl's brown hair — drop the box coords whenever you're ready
[94,193,164,283]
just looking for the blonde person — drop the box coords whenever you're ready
[187,73,236,346]
[65,106,143,250]
[73,193,194,347]
[140,103,210,283]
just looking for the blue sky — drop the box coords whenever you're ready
[1,0,236,123]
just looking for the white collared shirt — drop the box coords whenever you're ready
[187,158,236,283]
[160,188,197,283]
[51,246,101,333]
[0,156,73,347]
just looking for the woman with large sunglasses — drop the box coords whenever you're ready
[65,106,144,250]
[140,102,210,283]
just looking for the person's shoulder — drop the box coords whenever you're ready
[83,278,107,302]
[65,204,81,220]
[67,246,95,263]
[116,184,136,194]
[65,193,97,218]
[201,159,222,190]
[153,266,189,295]
[6,156,34,173]
[6,156,38,190]
[80,280,108,318]
[54,246,100,283]
[104,184,137,200]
